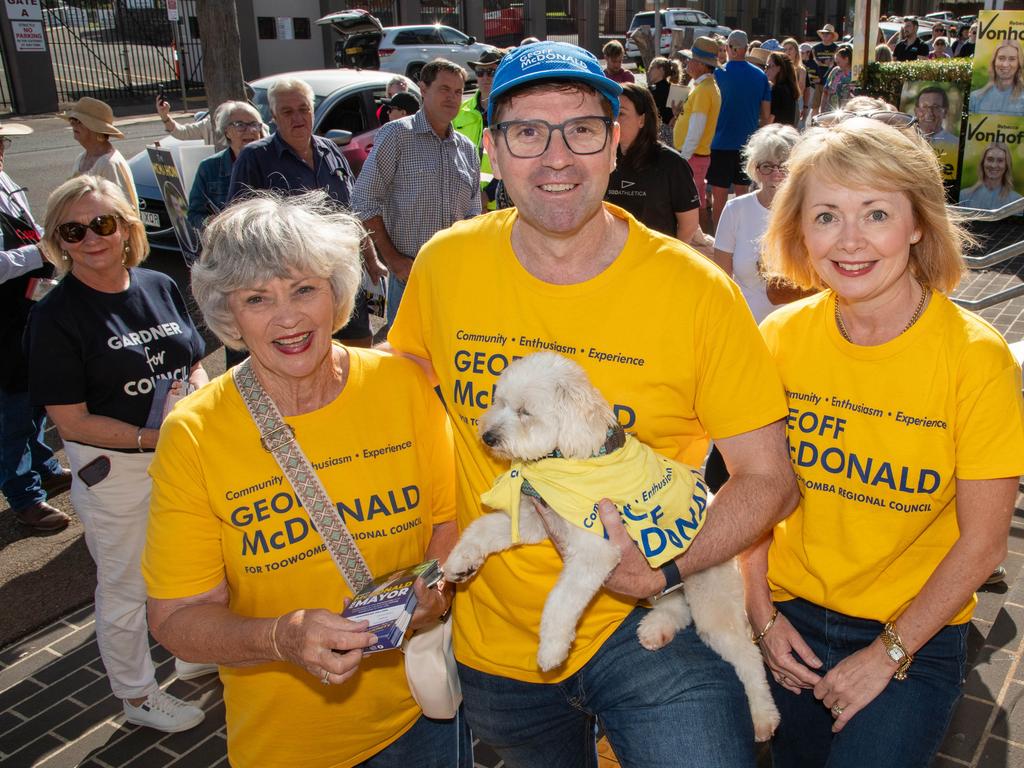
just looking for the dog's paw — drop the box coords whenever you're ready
[537,640,571,672]
[752,705,781,742]
[636,614,677,651]
[442,548,483,583]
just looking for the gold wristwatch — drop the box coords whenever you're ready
[880,622,913,680]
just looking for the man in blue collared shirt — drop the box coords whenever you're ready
[353,59,481,327]
[228,78,380,345]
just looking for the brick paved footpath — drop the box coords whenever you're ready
[3,266,1024,768]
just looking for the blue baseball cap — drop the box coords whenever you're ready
[488,41,622,123]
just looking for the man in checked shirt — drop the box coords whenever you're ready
[353,58,481,328]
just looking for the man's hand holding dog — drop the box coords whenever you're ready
[595,499,667,598]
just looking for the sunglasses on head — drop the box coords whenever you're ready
[57,214,120,243]
[809,110,918,130]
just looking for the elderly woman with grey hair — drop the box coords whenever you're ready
[186,101,264,232]
[713,123,800,323]
[143,190,470,768]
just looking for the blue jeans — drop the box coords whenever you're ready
[0,388,60,510]
[458,605,756,768]
[385,273,407,330]
[770,598,967,768]
[356,706,472,768]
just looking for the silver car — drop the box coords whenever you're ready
[317,10,501,84]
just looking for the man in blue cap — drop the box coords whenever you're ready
[387,41,797,767]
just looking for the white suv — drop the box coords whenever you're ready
[624,9,731,65]
[317,11,501,85]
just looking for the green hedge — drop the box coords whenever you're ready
[860,59,972,118]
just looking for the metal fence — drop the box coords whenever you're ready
[44,0,203,106]
[420,1,463,29]
[546,0,579,46]
[483,0,526,48]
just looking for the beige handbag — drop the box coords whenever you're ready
[233,359,462,718]
[402,618,462,719]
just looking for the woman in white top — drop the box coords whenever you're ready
[63,97,139,214]
[713,123,800,323]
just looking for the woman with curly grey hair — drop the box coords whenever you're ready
[143,190,470,768]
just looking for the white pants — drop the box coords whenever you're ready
[64,441,158,701]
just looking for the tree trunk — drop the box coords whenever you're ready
[196,0,246,119]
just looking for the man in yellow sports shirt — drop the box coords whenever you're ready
[388,41,798,768]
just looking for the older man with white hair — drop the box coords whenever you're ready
[228,77,382,347]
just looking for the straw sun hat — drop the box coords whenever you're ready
[60,97,124,139]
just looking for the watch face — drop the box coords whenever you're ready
[887,645,905,663]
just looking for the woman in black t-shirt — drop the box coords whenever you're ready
[26,176,208,733]
[766,52,800,127]
[605,83,700,242]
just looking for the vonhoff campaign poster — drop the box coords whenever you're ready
[901,81,964,184]
[959,114,1024,210]
[970,11,1024,116]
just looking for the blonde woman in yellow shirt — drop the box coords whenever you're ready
[746,114,1024,768]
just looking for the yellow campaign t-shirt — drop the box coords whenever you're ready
[389,204,787,682]
[673,75,721,156]
[142,348,455,768]
[760,291,1024,625]
[481,434,709,567]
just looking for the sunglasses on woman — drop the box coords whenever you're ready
[58,214,120,243]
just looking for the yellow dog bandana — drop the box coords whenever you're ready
[481,434,709,567]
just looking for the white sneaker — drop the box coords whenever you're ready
[174,659,219,681]
[123,690,205,732]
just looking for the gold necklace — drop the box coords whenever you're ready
[834,284,928,343]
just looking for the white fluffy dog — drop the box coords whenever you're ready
[443,351,780,741]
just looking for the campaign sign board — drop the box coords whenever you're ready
[900,81,964,184]
[147,147,201,263]
[958,113,1024,210]
[970,11,1024,117]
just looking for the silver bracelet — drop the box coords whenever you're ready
[136,427,144,452]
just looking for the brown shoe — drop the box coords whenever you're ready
[14,501,70,532]
[41,468,73,498]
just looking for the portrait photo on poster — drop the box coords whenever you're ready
[900,80,964,183]
[959,113,1024,210]
[970,11,1024,116]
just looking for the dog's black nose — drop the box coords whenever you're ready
[481,430,499,447]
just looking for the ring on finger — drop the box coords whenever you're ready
[321,669,331,686]
[831,703,845,717]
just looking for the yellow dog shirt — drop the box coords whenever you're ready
[481,434,709,568]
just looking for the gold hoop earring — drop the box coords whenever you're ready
[122,240,130,265]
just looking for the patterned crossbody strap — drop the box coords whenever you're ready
[232,359,373,593]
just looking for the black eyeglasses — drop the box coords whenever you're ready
[493,116,613,158]
[756,162,788,175]
[474,68,497,78]
[57,214,120,243]
[227,120,260,131]
[809,110,918,130]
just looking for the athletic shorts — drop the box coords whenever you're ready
[707,149,752,189]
